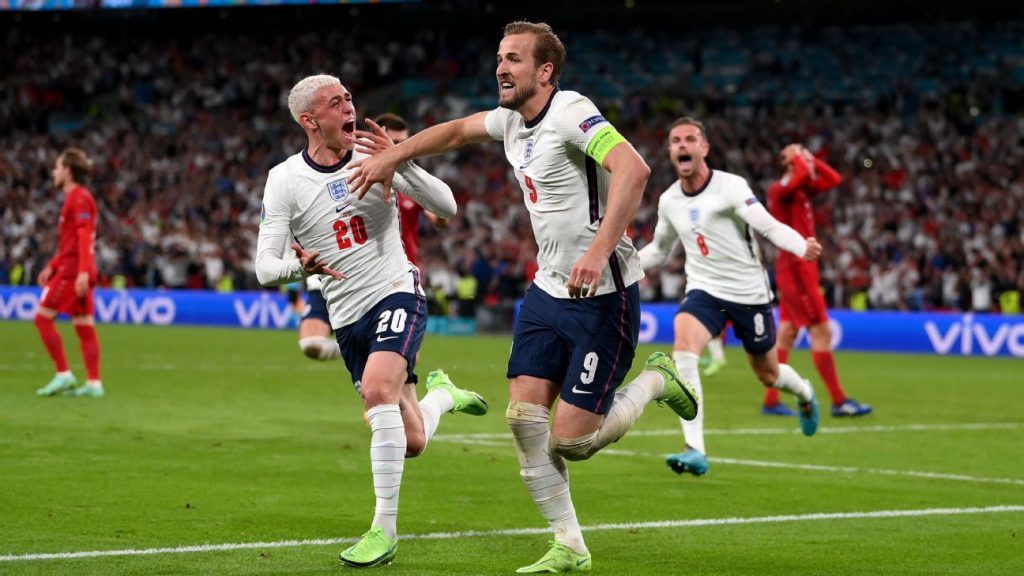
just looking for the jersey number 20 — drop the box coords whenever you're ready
[334,216,368,249]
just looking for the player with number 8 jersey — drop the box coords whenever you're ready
[639,117,823,478]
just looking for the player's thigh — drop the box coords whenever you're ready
[509,375,561,407]
[776,320,798,349]
[336,291,428,400]
[507,285,572,386]
[725,299,776,356]
[675,290,723,353]
[40,277,76,317]
[551,398,605,439]
[299,318,332,339]
[362,351,410,406]
[558,285,640,416]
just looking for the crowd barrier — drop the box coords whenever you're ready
[2,287,1022,357]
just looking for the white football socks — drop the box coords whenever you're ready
[418,388,454,449]
[773,363,814,403]
[594,370,663,449]
[366,404,406,540]
[506,401,588,555]
[673,351,706,454]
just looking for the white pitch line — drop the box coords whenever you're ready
[595,449,1024,486]
[3,505,1022,563]
[433,421,1023,442]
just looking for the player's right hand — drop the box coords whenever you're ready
[291,243,347,281]
[803,237,822,261]
[38,266,52,287]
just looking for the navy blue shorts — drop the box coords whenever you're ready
[334,292,427,392]
[508,283,640,415]
[302,288,330,324]
[678,289,776,356]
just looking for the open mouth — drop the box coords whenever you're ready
[342,120,356,136]
[498,79,515,96]
[677,153,694,168]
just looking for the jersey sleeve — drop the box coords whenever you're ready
[731,180,808,258]
[392,161,456,218]
[72,192,97,275]
[254,167,306,286]
[484,107,511,141]
[552,96,625,166]
[769,156,810,202]
[638,195,681,270]
[808,157,843,194]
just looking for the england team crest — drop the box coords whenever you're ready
[689,207,700,224]
[326,178,350,202]
[524,139,535,164]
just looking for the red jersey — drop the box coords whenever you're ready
[397,192,423,267]
[767,155,841,267]
[48,185,98,279]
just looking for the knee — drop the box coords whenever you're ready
[550,431,599,462]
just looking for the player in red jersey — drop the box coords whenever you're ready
[296,113,446,362]
[34,148,104,398]
[765,144,872,417]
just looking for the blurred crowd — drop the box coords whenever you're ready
[2,18,1022,313]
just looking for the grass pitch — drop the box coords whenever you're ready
[1,320,1022,575]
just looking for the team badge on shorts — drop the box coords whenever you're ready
[326,179,350,202]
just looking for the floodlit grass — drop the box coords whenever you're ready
[1,320,1022,575]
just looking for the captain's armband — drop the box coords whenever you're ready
[584,126,626,165]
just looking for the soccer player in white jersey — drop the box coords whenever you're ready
[349,22,699,573]
[639,117,823,477]
[297,114,445,363]
[254,74,489,568]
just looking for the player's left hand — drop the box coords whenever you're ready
[567,250,606,298]
[291,243,348,281]
[803,237,822,261]
[74,272,89,297]
[349,151,397,204]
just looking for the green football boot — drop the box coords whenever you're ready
[702,356,727,377]
[63,385,105,398]
[425,369,488,416]
[338,526,397,568]
[647,352,699,421]
[516,542,592,573]
[36,373,77,397]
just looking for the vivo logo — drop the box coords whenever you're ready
[924,315,1024,357]
[234,293,294,329]
[0,292,40,320]
[95,293,176,325]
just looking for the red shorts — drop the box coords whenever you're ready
[40,276,95,317]
[775,261,828,327]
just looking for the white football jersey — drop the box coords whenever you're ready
[484,89,643,298]
[256,149,455,328]
[640,169,807,305]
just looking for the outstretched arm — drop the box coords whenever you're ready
[350,111,493,200]
[739,202,820,261]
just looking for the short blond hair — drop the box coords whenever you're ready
[59,147,93,184]
[287,74,341,125]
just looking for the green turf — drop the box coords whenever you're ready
[1,320,1022,575]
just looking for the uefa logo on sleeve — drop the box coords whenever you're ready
[326,179,350,202]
